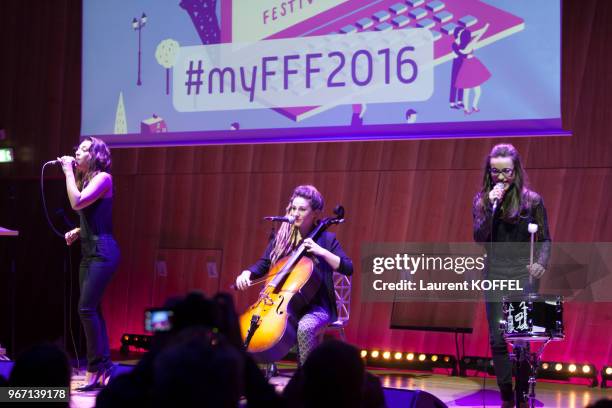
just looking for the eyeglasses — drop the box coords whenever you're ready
[490,168,514,177]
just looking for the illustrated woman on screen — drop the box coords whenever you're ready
[454,23,491,115]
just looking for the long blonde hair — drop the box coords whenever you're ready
[269,185,324,264]
[76,137,112,190]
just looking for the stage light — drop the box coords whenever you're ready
[459,357,597,386]
[568,363,597,387]
[537,361,597,387]
[362,350,456,374]
[606,367,612,376]
[460,356,495,376]
[120,333,152,355]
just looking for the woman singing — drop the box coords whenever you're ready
[472,144,551,408]
[235,185,353,365]
[58,137,120,391]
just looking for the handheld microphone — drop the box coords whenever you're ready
[46,158,76,166]
[263,215,295,224]
[491,182,505,213]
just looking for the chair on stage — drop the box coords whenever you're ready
[320,272,352,341]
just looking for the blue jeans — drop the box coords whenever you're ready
[79,235,119,372]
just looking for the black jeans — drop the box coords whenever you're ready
[79,235,119,372]
[485,275,538,402]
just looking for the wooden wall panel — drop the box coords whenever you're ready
[153,249,223,306]
[100,165,612,369]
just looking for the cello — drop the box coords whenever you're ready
[238,206,345,363]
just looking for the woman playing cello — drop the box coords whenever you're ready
[235,185,353,365]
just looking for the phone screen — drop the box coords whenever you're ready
[144,309,174,332]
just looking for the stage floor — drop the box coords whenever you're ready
[68,361,612,407]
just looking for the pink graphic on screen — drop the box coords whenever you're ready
[197,0,524,122]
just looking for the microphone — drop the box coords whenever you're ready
[263,215,295,224]
[46,158,76,166]
[491,182,505,213]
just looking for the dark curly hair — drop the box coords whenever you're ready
[76,136,112,189]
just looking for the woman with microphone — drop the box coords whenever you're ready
[58,137,119,391]
[472,144,551,408]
